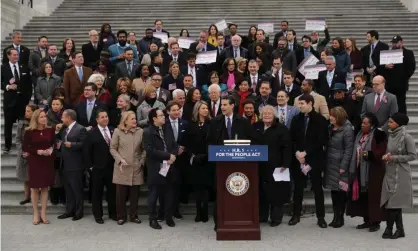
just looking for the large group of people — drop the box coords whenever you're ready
[1,18,417,239]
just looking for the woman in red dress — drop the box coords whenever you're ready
[23,109,56,225]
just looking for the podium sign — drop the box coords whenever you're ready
[210,145,267,241]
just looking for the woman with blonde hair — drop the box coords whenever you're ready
[110,111,146,225]
[136,84,166,127]
[110,94,132,127]
[113,77,139,110]
[183,100,212,222]
[23,109,56,225]
[236,57,248,75]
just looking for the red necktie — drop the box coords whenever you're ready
[103,128,111,145]
[374,93,381,112]
[212,101,217,117]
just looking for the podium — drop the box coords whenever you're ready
[209,143,268,241]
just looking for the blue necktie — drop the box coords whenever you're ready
[78,67,83,81]
[227,117,232,139]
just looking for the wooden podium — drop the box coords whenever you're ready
[209,143,268,241]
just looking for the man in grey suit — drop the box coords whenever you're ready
[276,90,299,129]
[56,109,87,221]
[114,47,139,80]
[361,75,398,131]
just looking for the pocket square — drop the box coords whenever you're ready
[22,73,27,75]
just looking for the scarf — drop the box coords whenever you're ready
[250,114,259,124]
[237,90,250,115]
[145,97,157,107]
[226,72,235,91]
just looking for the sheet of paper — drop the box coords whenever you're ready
[215,19,228,31]
[305,19,326,31]
[380,49,403,65]
[196,50,217,64]
[257,23,274,34]
[178,37,195,49]
[304,64,326,79]
[298,54,320,75]
[159,160,171,177]
[273,168,290,182]
[153,32,168,43]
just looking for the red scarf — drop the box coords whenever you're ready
[237,90,250,115]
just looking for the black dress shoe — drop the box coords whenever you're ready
[356,222,371,229]
[317,219,328,228]
[72,215,83,221]
[288,216,300,226]
[166,219,175,227]
[57,213,73,219]
[382,228,393,239]
[194,214,201,222]
[95,218,104,224]
[19,198,31,205]
[130,218,142,224]
[369,224,381,232]
[173,212,183,220]
[269,221,281,227]
[390,229,405,239]
[150,220,162,230]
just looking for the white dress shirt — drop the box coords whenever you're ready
[65,121,77,140]
[285,84,293,92]
[156,88,161,99]
[374,90,385,105]
[188,66,197,87]
[277,105,288,120]
[7,62,20,91]
[211,98,220,115]
[98,125,111,140]
[326,69,335,87]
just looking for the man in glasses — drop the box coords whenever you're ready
[138,73,171,105]
[316,56,347,101]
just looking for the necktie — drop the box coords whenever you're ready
[252,76,257,86]
[173,56,177,62]
[172,121,178,141]
[51,57,56,64]
[41,50,46,58]
[13,65,20,82]
[87,102,94,122]
[16,46,20,55]
[304,115,309,135]
[327,72,332,86]
[103,128,111,145]
[371,44,375,51]
[158,129,167,152]
[78,67,83,81]
[227,117,232,139]
[64,127,70,141]
[280,108,286,124]
[127,62,132,75]
[374,93,381,112]
[93,44,97,50]
[286,86,290,92]
[212,101,217,117]
[289,44,293,50]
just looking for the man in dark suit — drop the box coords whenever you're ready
[138,73,171,105]
[254,81,278,112]
[158,101,188,221]
[286,30,300,51]
[28,35,49,83]
[295,35,320,70]
[282,70,302,106]
[222,35,249,60]
[247,59,263,93]
[361,30,389,82]
[1,48,32,153]
[289,94,328,228]
[56,109,87,221]
[83,110,116,224]
[315,56,347,100]
[2,31,30,65]
[189,30,217,53]
[63,51,93,106]
[40,44,66,77]
[138,28,163,56]
[224,23,240,48]
[273,21,289,50]
[162,42,186,74]
[207,84,222,117]
[114,47,139,80]
[82,29,103,69]
[153,19,170,37]
[382,35,416,114]
[271,38,298,78]
[75,83,106,129]
[143,108,178,230]
[181,53,208,89]
[249,29,273,58]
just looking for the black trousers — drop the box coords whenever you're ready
[331,190,347,215]
[292,167,325,219]
[3,105,18,150]
[115,184,140,220]
[259,182,284,222]
[148,184,174,221]
[394,91,407,114]
[63,170,84,216]
[92,167,116,219]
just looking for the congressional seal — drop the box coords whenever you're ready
[226,172,250,196]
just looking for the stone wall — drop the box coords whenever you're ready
[400,0,418,12]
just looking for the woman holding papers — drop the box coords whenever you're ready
[253,105,291,227]
[324,107,354,228]
[110,111,146,225]
[346,113,387,232]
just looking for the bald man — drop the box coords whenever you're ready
[223,35,249,60]
[82,29,103,68]
[361,75,398,131]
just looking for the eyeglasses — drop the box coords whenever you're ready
[157,114,165,117]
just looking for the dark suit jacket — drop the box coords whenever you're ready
[273,31,287,50]
[361,41,389,77]
[162,52,187,74]
[83,126,115,169]
[40,56,67,77]
[2,44,30,65]
[0,63,32,107]
[290,110,328,170]
[282,84,302,106]
[254,95,278,112]
[75,100,106,127]
[164,117,188,146]
[180,64,208,88]
[208,114,254,145]
[383,47,416,92]
[295,47,320,66]
[222,46,249,60]
[57,122,88,171]
[143,124,178,185]
[63,66,93,106]
[138,36,163,56]
[114,60,139,80]
[82,42,103,69]
[29,47,49,81]
[189,42,216,54]
[315,70,347,99]
[207,99,222,117]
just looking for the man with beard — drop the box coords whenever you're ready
[224,23,240,48]
[138,28,163,57]
[40,44,66,77]
[108,30,139,65]
[382,35,416,114]
[271,37,297,78]
[29,36,49,85]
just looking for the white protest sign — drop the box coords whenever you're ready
[178,38,195,49]
[257,23,274,34]
[298,54,320,76]
[215,20,228,31]
[380,49,403,65]
[304,64,326,80]
[196,50,217,64]
[153,32,168,44]
[305,19,326,31]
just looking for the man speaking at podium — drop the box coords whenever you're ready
[208,96,254,231]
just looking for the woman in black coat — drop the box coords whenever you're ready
[182,87,201,122]
[182,100,213,223]
[253,105,292,227]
